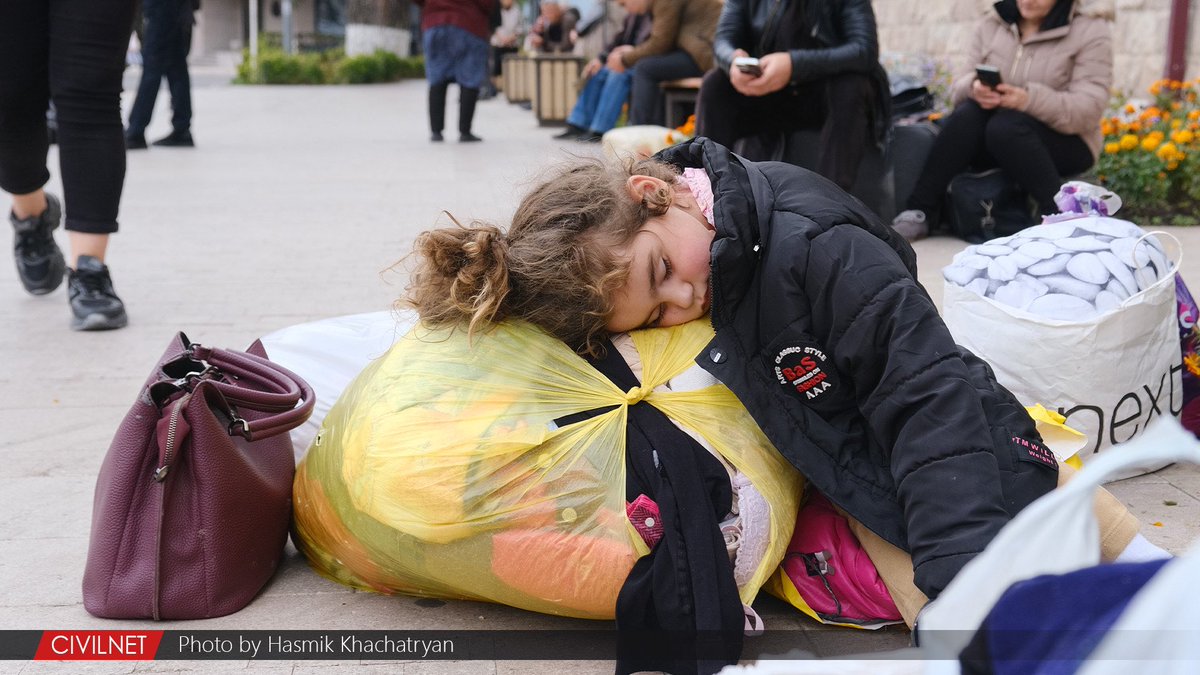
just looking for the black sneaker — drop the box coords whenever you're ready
[151,130,194,147]
[67,256,128,331]
[554,124,585,140]
[125,132,148,150]
[576,131,603,143]
[11,193,66,295]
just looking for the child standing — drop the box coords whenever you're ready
[405,137,1152,624]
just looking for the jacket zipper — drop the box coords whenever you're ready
[758,0,785,56]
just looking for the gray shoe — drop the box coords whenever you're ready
[67,256,128,331]
[891,209,929,242]
[10,193,65,295]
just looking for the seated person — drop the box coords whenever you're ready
[487,0,526,96]
[891,0,1112,242]
[554,1,653,143]
[694,0,891,192]
[526,2,578,53]
[610,0,723,127]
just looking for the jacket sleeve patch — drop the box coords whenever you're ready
[1011,435,1058,469]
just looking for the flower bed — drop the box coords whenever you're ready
[1096,79,1200,226]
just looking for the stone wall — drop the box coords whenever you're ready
[874,0,1198,98]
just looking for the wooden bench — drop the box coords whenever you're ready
[662,77,703,128]
[502,54,586,126]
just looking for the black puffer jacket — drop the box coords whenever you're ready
[657,139,1059,599]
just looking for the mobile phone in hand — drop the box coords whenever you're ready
[733,56,763,77]
[975,64,1002,89]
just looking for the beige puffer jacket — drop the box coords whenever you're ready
[950,0,1113,160]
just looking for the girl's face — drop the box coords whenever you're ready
[606,199,715,334]
[1017,0,1057,25]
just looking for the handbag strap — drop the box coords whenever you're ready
[189,344,315,441]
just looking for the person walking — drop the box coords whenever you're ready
[0,0,133,330]
[125,0,197,149]
[416,0,496,143]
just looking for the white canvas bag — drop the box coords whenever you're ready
[943,232,1181,478]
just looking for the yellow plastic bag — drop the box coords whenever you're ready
[293,319,803,619]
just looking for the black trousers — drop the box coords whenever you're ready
[0,0,133,234]
[127,1,193,136]
[906,100,1094,219]
[696,68,874,191]
[628,50,703,127]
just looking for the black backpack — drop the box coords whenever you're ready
[944,169,1037,243]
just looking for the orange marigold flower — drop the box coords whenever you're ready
[1125,103,1137,114]
[1120,134,1139,150]
[1167,161,1180,171]
[1104,141,1121,154]
[1189,110,1200,121]
[1143,136,1162,152]
[1156,141,1178,159]
[1176,130,1196,145]
[1186,353,1200,377]
[1171,119,1183,129]
[928,111,944,122]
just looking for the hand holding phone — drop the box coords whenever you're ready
[975,64,1002,89]
[733,56,763,77]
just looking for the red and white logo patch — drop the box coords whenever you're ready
[774,345,833,401]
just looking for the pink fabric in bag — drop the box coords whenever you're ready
[781,492,901,623]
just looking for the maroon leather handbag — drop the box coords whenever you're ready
[82,332,314,619]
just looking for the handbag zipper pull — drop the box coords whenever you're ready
[155,394,190,482]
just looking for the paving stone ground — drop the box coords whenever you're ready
[1,65,1196,674]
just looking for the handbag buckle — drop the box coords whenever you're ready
[228,416,251,439]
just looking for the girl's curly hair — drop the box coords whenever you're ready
[403,155,680,355]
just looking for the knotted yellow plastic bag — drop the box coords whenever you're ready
[293,318,803,619]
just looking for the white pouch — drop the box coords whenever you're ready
[943,230,1181,479]
[259,311,415,460]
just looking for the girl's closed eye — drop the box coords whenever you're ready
[662,257,673,281]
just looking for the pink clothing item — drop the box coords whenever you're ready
[781,491,902,625]
[679,168,715,226]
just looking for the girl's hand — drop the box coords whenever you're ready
[970,79,1002,109]
[582,57,602,78]
[995,83,1030,110]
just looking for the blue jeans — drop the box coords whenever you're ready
[566,67,633,134]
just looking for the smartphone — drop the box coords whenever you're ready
[733,56,763,77]
[975,64,1002,89]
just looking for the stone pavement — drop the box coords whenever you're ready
[1,66,1198,674]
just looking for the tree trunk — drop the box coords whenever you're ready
[345,0,413,56]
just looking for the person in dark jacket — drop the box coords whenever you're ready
[126,0,197,149]
[555,5,653,143]
[695,0,891,192]
[403,138,1145,624]
[415,0,495,143]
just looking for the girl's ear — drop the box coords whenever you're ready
[626,175,671,203]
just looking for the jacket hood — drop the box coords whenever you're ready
[654,138,918,328]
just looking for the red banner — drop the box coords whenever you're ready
[34,631,163,660]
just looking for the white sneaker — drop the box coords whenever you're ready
[891,209,929,242]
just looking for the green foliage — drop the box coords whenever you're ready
[1095,78,1200,224]
[235,38,424,85]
